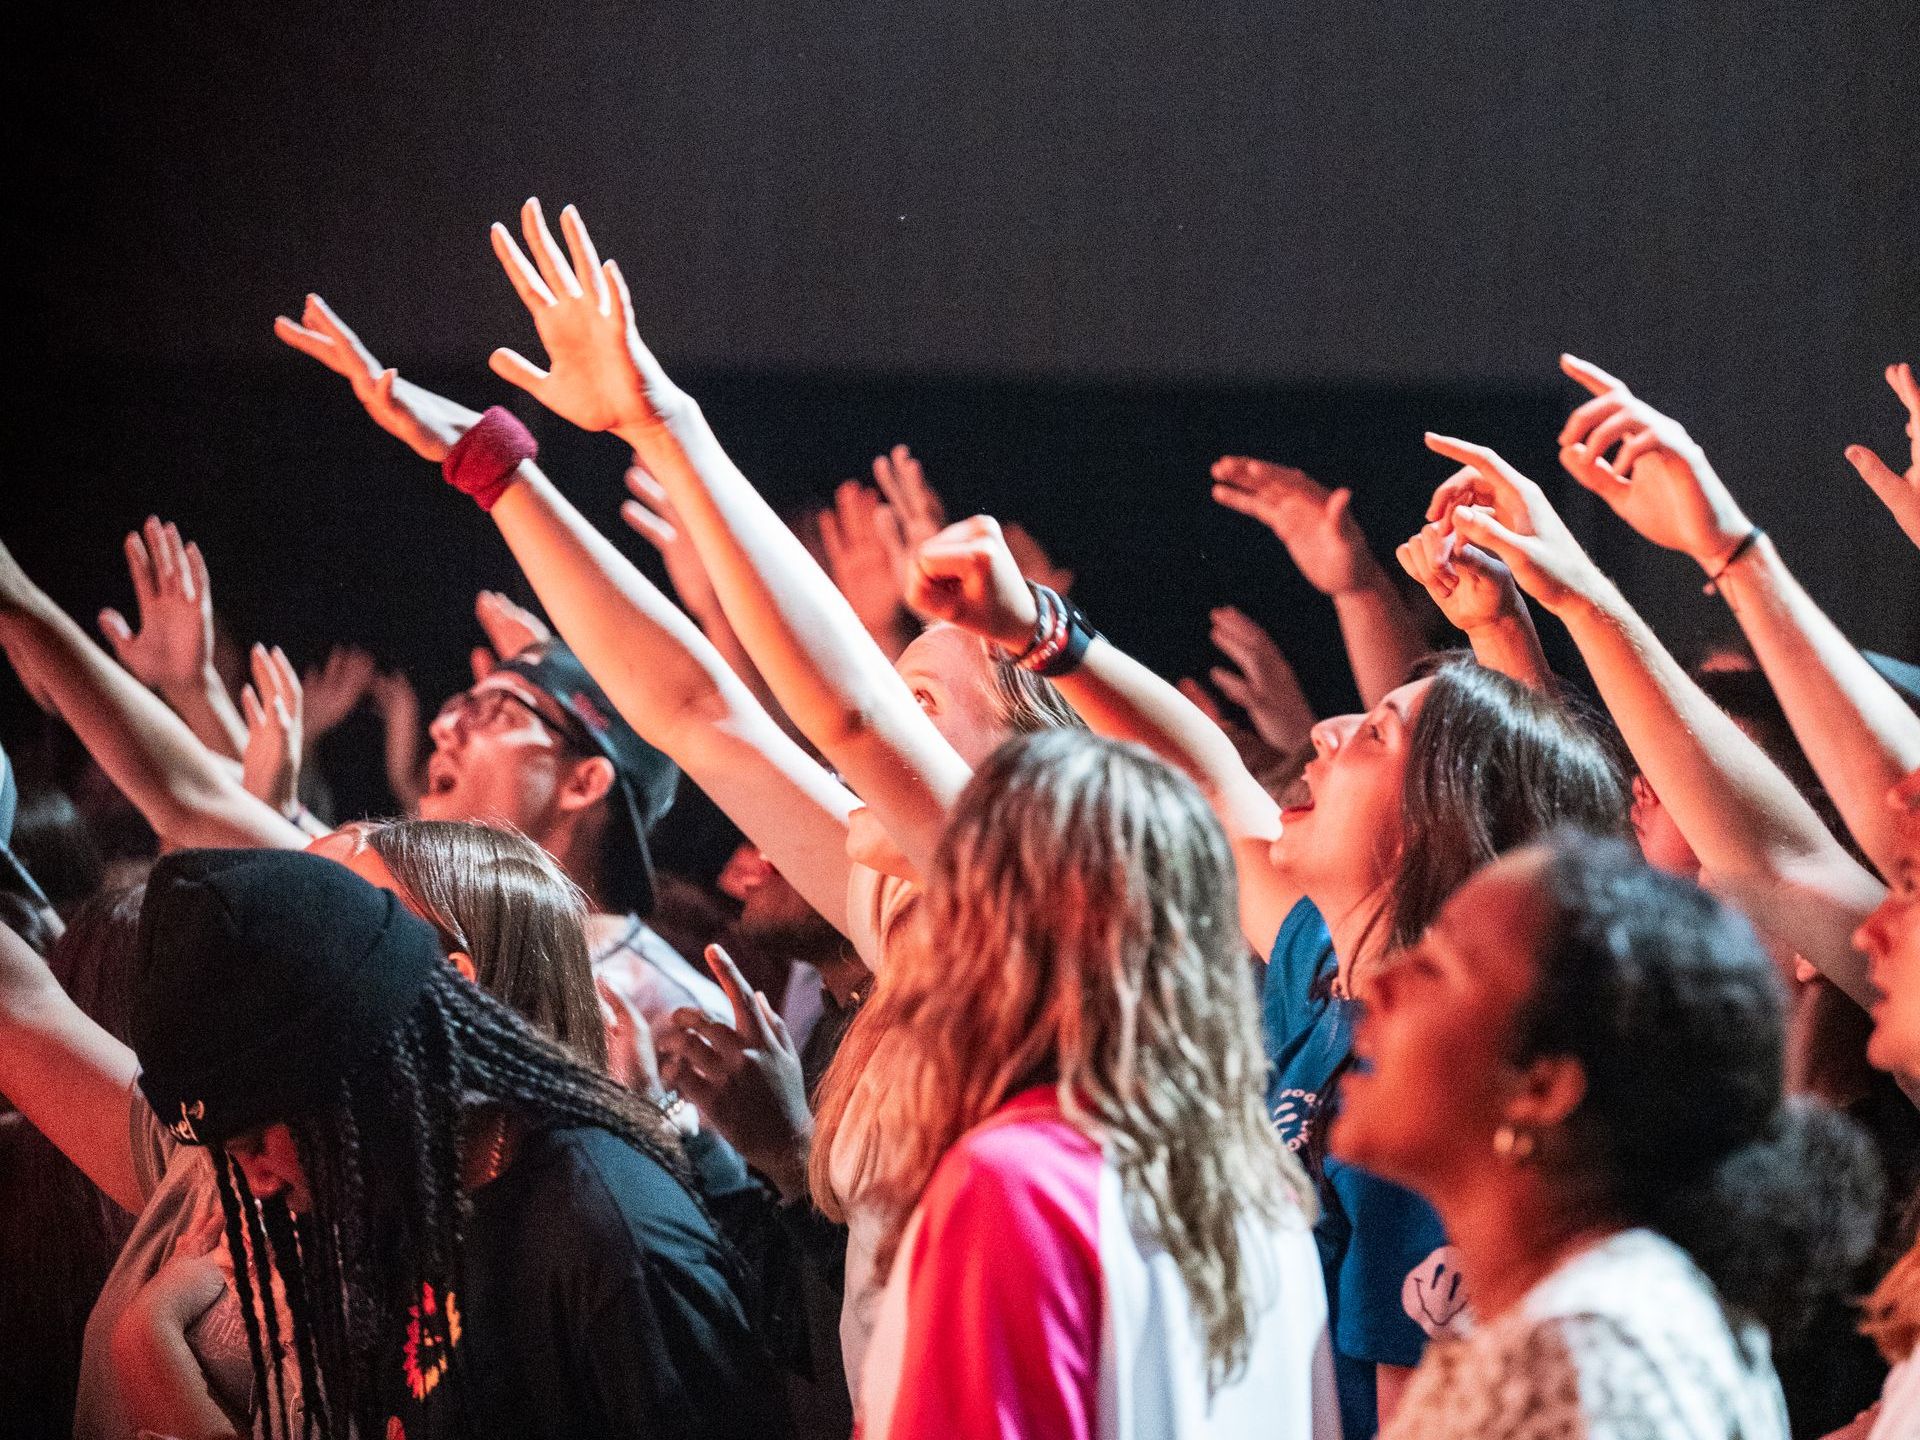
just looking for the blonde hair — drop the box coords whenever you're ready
[813,730,1312,1385]
[1863,1225,1920,1364]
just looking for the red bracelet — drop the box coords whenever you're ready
[442,407,537,512]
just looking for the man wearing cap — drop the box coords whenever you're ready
[420,637,731,1084]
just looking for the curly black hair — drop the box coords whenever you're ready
[1515,830,1883,1342]
[212,964,709,1439]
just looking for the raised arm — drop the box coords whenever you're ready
[273,295,862,936]
[1394,516,1553,690]
[0,921,144,1214]
[1212,456,1429,706]
[1426,431,1885,1006]
[0,541,304,852]
[1556,355,1920,883]
[906,515,1297,953]
[99,518,249,760]
[483,199,968,874]
[618,464,799,741]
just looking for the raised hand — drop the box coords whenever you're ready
[655,943,812,1198]
[619,461,721,618]
[367,668,425,812]
[488,199,692,439]
[274,295,479,461]
[1555,355,1754,569]
[1395,517,1523,634]
[239,643,302,818]
[1845,361,1920,550]
[98,517,217,695]
[1206,606,1315,754]
[1424,434,1608,616]
[475,589,550,664]
[300,645,377,740]
[1211,456,1376,596]
[1177,676,1302,799]
[870,444,948,552]
[817,481,911,654]
[903,516,1038,650]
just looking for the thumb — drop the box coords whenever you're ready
[1450,506,1536,577]
[1325,487,1355,531]
[98,609,135,660]
[469,646,497,683]
[1559,443,1625,499]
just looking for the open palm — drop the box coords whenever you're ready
[489,199,691,439]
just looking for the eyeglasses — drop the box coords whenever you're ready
[434,687,587,751]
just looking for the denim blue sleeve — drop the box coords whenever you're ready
[1261,898,1333,1058]
[1325,1157,1460,1369]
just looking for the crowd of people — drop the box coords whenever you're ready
[0,197,1916,1440]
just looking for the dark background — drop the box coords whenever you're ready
[9,2,1918,821]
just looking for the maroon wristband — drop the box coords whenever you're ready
[442,407,537,512]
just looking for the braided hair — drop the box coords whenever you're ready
[211,964,707,1439]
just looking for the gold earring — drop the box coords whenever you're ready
[1493,1124,1536,1162]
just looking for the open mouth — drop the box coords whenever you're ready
[1276,771,1315,820]
[425,756,459,798]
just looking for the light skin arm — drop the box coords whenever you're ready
[618,464,802,743]
[485,199,969,874]
[100,517,249,761]
[0,542,305,853]
[1212,456,1429,706]
[1427,432,1885,1007]
[907,515,1298,953]
[272,296,862,936]
[1394,516,1553,690]
[1554,355,1920,880]
[0,921,144,1214]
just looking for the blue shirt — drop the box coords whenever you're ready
[1262,899,1467,1440]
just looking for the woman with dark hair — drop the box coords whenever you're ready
[856,730,1335,1438]
[1336,831,1880,1440]
[901,513,1629,1437]
[128,847,783,1440]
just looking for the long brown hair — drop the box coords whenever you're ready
[358,819,607,1072]
[819,731,1311,1385]
[1367,655,1630,957]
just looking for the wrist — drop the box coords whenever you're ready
[990,587,1043,652]
[1689,516,1758,575]
[1330,557,1393,603]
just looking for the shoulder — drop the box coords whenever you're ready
[502,1125,721,1271]
[1264,898,1337,1005]
[914,1095,1103,1270]
[846,864,919,973]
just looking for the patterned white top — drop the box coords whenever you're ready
[1382,1228,1788,1440]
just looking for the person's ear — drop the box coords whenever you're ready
[1504,1053,1587,1133]
[447,950,477,983]
[555,754,616,814]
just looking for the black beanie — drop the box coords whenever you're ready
[132,849,445,1147]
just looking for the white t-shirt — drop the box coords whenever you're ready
[1871,1351,1920,1440]
[860,1088,1339,1440]
[1383,1228,1788,1440]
